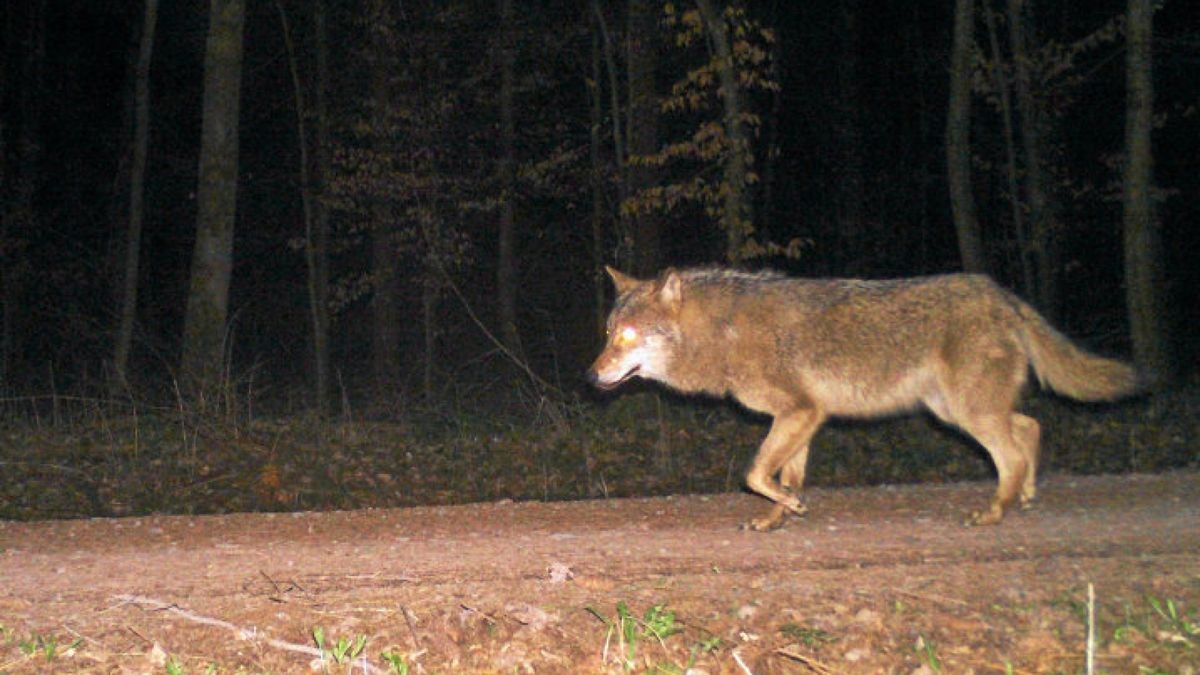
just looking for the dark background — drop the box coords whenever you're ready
[2,0,1197,405]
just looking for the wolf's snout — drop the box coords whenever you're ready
[588,363,639,391]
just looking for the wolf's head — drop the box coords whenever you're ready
[586,266,683,391]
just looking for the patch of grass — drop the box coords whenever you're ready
[779,622,836,647]
[1113,595,1199,650]
[915,634,942,673]
[689,635,721,662]
[312,626,368,672]
[891,598,924,616]
[1053,587,1199,672]
[15,632,81,662]
[587,601,684,672]
[381,649,410,674]
[1051,589,1089,625]
[990,600,1035,614]
[163,658,220,674]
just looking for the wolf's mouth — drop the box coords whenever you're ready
[595,365,640,391]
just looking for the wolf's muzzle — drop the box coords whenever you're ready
[586,365,639,391]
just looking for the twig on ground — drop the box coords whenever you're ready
[1087,582,1095,675]
[732,647,753,675]
[776,646,834,674]
[113,594,387,674]
[400,604,423,651]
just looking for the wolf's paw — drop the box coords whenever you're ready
[964,503,1004,526]
[785,498,808,517]
[742,500,807,532]
[1018,485,1037,511]
[742,515,785,532]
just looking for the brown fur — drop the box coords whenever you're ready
[587,266,1140,529]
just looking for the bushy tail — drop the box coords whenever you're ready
[1015,301,1141,401]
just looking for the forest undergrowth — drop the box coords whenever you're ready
[1,373,1195,521]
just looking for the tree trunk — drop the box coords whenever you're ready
[626,0,660,278]
[834,0,864,273]
[113,0,158,390]
[312,0,332,415]
[496,0,522,357]
[695,0,753,263]
[181,0,244,393]
[368,0,400,395]
[945,0,986,274]
[983,5,1034,298]
[589,25,608,338]
[276,0,330,417]
[422,277,436,401]
[759,0,783,245]
[1008,0,1057,321]
[1123,0,1170,386]
[371,221,400,396]
[591,0,631,270]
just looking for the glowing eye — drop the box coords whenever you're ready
[616,326,639,345]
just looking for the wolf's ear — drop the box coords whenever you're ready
[605,266,640,296]
[659,269,683,310]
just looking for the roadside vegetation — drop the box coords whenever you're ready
[1,374,1195,522]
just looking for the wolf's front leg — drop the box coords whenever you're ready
[745,445,812,531]
[743,409,823,531]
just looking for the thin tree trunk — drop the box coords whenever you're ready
[275,0,330,416]
[107,19,137,342]
[422,276,435,401]
[834,0,864,273]
[368,0,400,394]
[1008,0,1057,321]
[417,209,440,402]
[759,0,783,243]
[626,0,659,278]
[496,0,522,357]
[1123,0,1170,386]
[983,5,1034,298]
[371,222,400,395]
[113,0,157,390]
[946,0,986,273]
[181,0,244,393]
[591,0,630,270]
[695,0,753,263]
[589,25,608,338]
[312,0,332,415]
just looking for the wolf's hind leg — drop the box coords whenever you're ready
[746,445,812,531]
[959,413,1028,526]
[1012,413,1041,508]
[933,335,1029,525]
[744,409,823,532]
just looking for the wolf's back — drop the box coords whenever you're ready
[1014,299,1140,401]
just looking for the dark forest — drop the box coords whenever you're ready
[0,0,1197,522]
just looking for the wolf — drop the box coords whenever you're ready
[587,266,1140,529]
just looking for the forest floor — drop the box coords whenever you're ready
[2,471,1198,674]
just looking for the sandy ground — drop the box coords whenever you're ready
[1,472,1198,674]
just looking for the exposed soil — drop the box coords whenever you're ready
[2,472,1198,674]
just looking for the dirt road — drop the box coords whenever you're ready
[2,472,1198,673]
